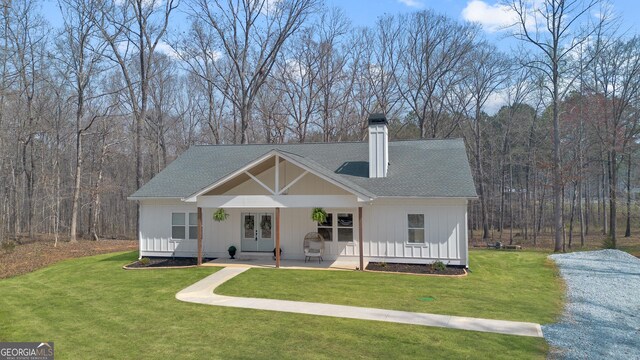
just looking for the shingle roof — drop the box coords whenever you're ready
[129,139,478,199]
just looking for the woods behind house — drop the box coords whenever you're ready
[0,0,637,250]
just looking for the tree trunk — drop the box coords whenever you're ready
[568,182,577,249]
[602,157,608,234]
[608,149,617,247]
[532,171,538,245]
[89,136,109,240]
[537,179,546,235]
[508,156,514,245]
[584,179,590,237]
[552,81,563,252]
[625,153,631,237]
[69,125,83,243]
[474,109,489,240]
[578,177,585,247]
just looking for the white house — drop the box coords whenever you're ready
[129,114,477,268]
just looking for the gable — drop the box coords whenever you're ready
[129,140,478,200]
[204,155,350,196]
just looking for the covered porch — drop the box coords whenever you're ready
[203,256,367,271]
[189,150,371,270]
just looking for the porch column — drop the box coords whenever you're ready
[197,207,203,266]
[358,207,364,271]
[275,207,281,268]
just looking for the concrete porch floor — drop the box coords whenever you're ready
[203,256,366,271]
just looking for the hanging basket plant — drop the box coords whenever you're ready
[213,208,229,222]
[311,207,328,224]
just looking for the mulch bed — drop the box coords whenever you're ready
[126,257,215,268]
[0,238,137,279]
[366,262,466,275]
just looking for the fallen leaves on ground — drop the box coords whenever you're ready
[0,238,137,279]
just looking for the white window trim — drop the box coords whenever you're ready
[172,212,198,241]
[317,211,356,243]
[406,213,426,245]
[317,213,334,242]
[336,212,355,243]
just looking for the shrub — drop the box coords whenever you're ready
[431,261,446,272]
[602,237,616,249]
[139,257,151,266]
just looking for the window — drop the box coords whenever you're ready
[337,213,353,242]
[189,213,198,240]
[407,214,425,243]
[172,213,186,239]
[317,213,333,242]
[316,212,355,242]
[172,212,198,240]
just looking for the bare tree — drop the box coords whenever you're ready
[463,43,511,240]
[362,16,403,122]
[589,35,640,245]
[171,18,228,144]
[57,0,107,242]
[509,0,605,252]
[4,0,49,240]
[93,0,178,235]
[188,0,319,144]
[272,27,320,142]
[394,10,477,139]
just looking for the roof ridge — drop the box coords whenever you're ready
[191,138,464,147]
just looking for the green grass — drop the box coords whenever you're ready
[0,251,557,359]
[217,250,564,324]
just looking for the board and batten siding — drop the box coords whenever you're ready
[138,199,198,257]
[201,207,360,258]
[362,198,468,266]
[137,198,469,266]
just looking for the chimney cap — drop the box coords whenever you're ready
[368,113,388,125]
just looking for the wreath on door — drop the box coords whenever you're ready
[244,217,254,231]
[260,218,271,232]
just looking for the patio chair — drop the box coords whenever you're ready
[303,232,325,263]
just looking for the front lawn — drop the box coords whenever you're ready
[0,251,552,359]
[217,250,564,324]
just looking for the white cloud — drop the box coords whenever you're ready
[397,0,424,9]
[261,0,283,15]
[484,89,508,115]
[462,0,517,33]
[155,41,180,59]
[282,58,306,80]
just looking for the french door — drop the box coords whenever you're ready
[241,212,274,252]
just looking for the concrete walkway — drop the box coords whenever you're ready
[176,267,543,338]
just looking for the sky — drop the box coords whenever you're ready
[41,0,640,36]
[38,0,640,115]
[325,0,640,31]
[324,0,640,48]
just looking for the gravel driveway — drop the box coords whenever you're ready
[543,249,640,359]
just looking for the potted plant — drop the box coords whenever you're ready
[213,208,229,222]
[228,245,237,259]
[272,247,283,260]
[311,207,327,224]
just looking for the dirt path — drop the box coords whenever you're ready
[0,239,137,279]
